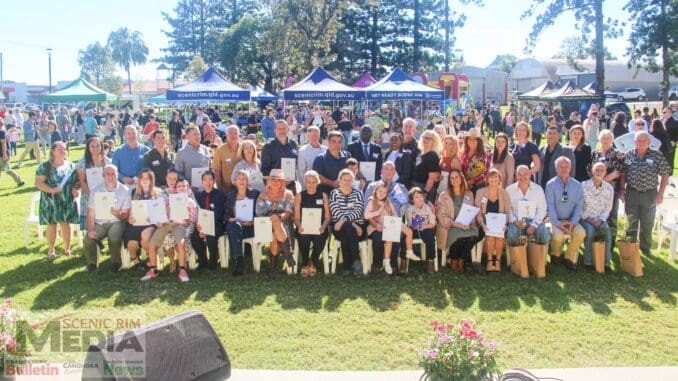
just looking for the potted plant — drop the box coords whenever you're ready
[418,320,501,381]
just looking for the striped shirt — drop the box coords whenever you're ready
[329,188,364,224]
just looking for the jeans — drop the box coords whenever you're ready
[581,220,612,266]
[297,232,328,268]
[226,222,254,258]
[412,228,436,260]
[83,221,125,266]
[625,189,657,255]
[370,231,400,269]
[506,222,551,246]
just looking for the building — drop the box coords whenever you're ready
[429,66,508,105]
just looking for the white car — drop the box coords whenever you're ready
[659,85,678,100]
[615,88,646,102]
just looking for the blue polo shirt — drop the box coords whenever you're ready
[112,143,151,181]
[261,116,276,140]
[530,118,546,134]
[84,117,98,135]
[313,149,350,194]
[22,120,36,142]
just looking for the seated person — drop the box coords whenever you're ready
[256,169,296,278]
[192,170,227,270]
[474,169,511,272]
[226,170,260,276]
[505,165,551,246]
[293,170,331,277]
[345,158,367,192]
[83,164,130,272]
[545,157,585,271]
[402,187,437,274]
[581,162,614,272]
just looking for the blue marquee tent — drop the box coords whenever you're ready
[364,68,444,100]
[166,67,250,101]
[282,67,365,100]
[250,86,278,101]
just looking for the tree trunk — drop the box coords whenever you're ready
[264,73,273,94]
[370,7,378,74]
[413,0,421,72]
[594,0,604,97]
[127,66,132,95]
[444,0,450,72]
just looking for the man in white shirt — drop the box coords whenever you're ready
[581,162,614,271]
[505,165,551,246]
[297,126,327,189]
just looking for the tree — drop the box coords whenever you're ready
[77,42,124,96]
[521,0,623,96]
[107,28,149,94]
[493,54,518,73]
[624,0,678,105]
[184,56,208,80]
[553,36,617,70]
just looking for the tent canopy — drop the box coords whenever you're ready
[364,68,444,100]
[282,67,365,100]
[517,81,559,101]
[352,72,377,88]
[250,85,278,101]
[545,80,600,101]
[165,67,250,101]
[42,78,117,102]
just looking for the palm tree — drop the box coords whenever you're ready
[107,28,149,94]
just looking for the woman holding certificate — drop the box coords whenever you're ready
[127,169,161,274]
[255,169,296,278]
[330,169,366,276]
[226,170,260,276]
[474,169,511,272]
[230,140,265,193]
[34,141,80,259]
[435,168,479,273]
[76,137,110,230]
[461,128,491,196]
[294,170,330,277]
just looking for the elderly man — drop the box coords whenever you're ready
[402,117,419,156]
[83,164,131,272]
[506,165,550,246]
[212,125,241,192]
[313,131,350,194]
[261,120,299,187]
[538,125,575,188]
[112,126,150,186]
[297,126,327,189]
[347,125,382,183]
[615,119,662,151]
[620,131,671,257]
[581,162,614,271]
[545,157,585,270]
[174,126,211,189]
[363,161,410,215]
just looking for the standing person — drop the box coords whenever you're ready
[337,113,354,150]
[246,110,260,135]
[212,125,241,193]
[662,107,678,170]
[402,117,420,155]
[313,131,349,194]
[475,169,511,272]
[569,125,592,182]
[545,157,585,271]
[581,163,614,272]
[411,130,441,202]
[461,128,491,195]
[34,141,80,259]
[383,133,414,188]
[76,137,110,231]
[261,120,299,190]
[611,111,627,138]
[201,119,217,145]
[0,121,24,186]
[330,169,365,276]
[168,111,184,152]
[503,111,516,138]
[142,114,160,144]
[294,170,330,277]
[84,110,99,140]
[439,135,462,183]
[192,170,226,270]
[628,110,647,132]
[583,110,600,149]
[174,126,211,190]
[563,112,581,144]
[297,126,327,190]
[621,131,671,258]
[225,170,259,276]
[538,126,576,188]
[17,112,40,167]
[529,111,545,147]
[491,133,515,188]
[347,125,382,182]
[511,121,541,182]
[650,119,672,166]
[7,123,19,156]
[261,108,276,141]
[112,126,150,186]
[143,130,172,188]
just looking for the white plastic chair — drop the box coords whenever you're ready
[24,192,43,247]
[658,210,678,261]
[412,238,438,271]
[654,176,678,233]
[244,237,265,273]
[329,238,370,275]
[294,238,329,274]
[218,236,229,269]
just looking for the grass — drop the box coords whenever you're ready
[0,144,677,371]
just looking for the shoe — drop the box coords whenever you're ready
[308,266,318,277]
[341,270,352,277]
[141,269,158,281]
[383,259,393,275]
[232,257,244,276]
[268,255,279,279]
[563,259,576,271]
[604,266,612,273]
[300,265,310,277]
[370,265,380,275]
[16,161,23,168]
[550,255,562,265]
[280,239,296,267]
[584,264,594,272]
[399,258,409,274]
[86,264,97,272]
[17,181,25,187]
[178,269,190,282]
[352,259,362,275]
[426,260,434,274]
[405,250,421,261]
[110,263,122,272]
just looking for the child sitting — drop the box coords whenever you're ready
[402,187,438,273]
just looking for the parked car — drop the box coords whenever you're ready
[659,85,678,101]
[615,88,646,102]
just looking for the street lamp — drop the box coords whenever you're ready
[46,48,53,93]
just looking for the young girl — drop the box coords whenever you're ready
[365,182,414,274]
[7,125,19,156]
[403,187,437,273]
[172,177,198,281]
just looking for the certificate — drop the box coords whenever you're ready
[359,161,376,182]
[148,199,168,224]
[437,172,449,194]
[191,167,210,188]
[254,216,273,242]
[131,200,150,226]
[517,200,536,222]
[86,167,104,191]
[198,209,215,236]
[301,208,322,235]
[94,192,115,220]
[485,212,507,238]
[235,199,254,222]
[454,203,480,226]
[281,158,296,181]
[382,215,401,242]
[169,194,189,222]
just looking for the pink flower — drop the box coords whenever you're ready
[3,298,13,306]
[489,341,498,349]
[468,350,479,357]
[431,320,440,328]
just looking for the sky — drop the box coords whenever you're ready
[0,0,631,85]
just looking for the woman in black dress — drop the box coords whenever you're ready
[412,130,441,203]
[569,125,592,182]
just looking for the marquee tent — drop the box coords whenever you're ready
[352,72,377,88]
[282,67,365,100]
[165,67,250,101]
[363,68,444,100]
[42,78,118,102]
[517,81,559,101]
[250,86,278,101]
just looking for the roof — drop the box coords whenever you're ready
[282,67,365,100]
[165,67,250,101]
[42,78,117,102]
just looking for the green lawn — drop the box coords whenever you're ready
[0,145,676,371]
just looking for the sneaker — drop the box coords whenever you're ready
[16,161,23,168]
[563,259,576,271]
[17,181,25,187]
[141,269,158,281]
[352,259,363,275]
[86,264,97,272]
[110,262,122,272]
[178,269,190,282]
[405,250,421,261]
[383,259,393,275]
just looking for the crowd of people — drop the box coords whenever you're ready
[0,101,676,282]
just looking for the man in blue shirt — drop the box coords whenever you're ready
[530,111,546,147]
[313,131,349,194]
[261,108,276,141]
[545,156,585,270]
[112,126,150,185]
[84,111,99,139]
[17,112,40,167]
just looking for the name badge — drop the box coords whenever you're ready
[210,203,215,209]
[346,203,354,208]
[226,158,232,163]
[315,199,323,206]
[646,159,653,164]
[481,196,488,204]
[291,149,298,155]
[599,157,606,161]
[152,160,160,166]
[372,153,379,159]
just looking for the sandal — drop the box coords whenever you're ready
[494,258,501,272]
[308,266,318,277]
[130,257,147,270]
[65,250,72,257]
[486,258,495,272]
[300,265,310,277]
[47,251,56,260]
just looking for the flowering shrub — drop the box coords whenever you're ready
[418,320,500,381]
[0,298,26,370]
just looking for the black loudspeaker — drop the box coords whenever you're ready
[82,311,230,381]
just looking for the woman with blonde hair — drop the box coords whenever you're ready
[231,139,265,192]
[475,169,511,272]
[510,121,541,177]
[412,129,442,202]
[294,170,330,277]
[330,169,365,276]
[461,128,491,195]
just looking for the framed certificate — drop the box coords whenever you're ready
[301,208,322,235]
[254,216,273,243]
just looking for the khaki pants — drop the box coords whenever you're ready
[83,221,125,266]
[18,141,41,163]
[549,223,586,263]
[0,157,22,183]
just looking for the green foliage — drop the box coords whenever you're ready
[183,56,208,81]
[494,54,518,73]
[107,28,149,94]
[77,42,124,96]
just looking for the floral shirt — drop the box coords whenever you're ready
[624,149,671,193]
[590,148,626,192]
[461,152,491,186]
[582,179,614,221]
